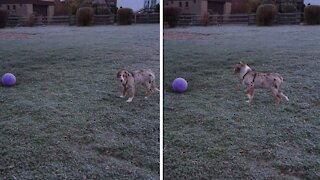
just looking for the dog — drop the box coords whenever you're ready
[117,69,159,102]
[234,61,289,105]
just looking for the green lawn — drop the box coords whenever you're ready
[0,25,159,179]
[164,25,320,179]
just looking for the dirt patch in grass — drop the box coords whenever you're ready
[0,32,38,39]
[164,25,320,179]
[164,31,215,40]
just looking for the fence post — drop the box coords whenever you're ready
[218,15,223,25]
[69,15,74,26]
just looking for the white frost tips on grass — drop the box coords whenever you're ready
[0,25,160,179]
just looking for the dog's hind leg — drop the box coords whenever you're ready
[279,91,289,101]
[277,80,289,102]
[144,82,153,99]
[151,80,160,92]
[271,87,289,105]
[271,88,282,105]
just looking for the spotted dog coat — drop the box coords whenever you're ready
[117,69,159,102]
[234,61,289,105]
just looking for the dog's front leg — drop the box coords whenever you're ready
[126,87,135,103]
[120,85,126,98]
[245,87,255,105]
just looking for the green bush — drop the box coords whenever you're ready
[247,0,262,13]
[0,10,8,28]
[76,7,94,26]
[27,14,36,27]
[201,12,209,26]
[164,7,181,28]
[256,4,277,26]
[304,5,320,25]
[231,0,249,14]
[117,8,133,25]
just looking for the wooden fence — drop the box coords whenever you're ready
[177,13,303,26]
[7,13,159,27]
[134,13,159,24]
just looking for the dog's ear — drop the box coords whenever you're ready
[124,70,132,77]
[117,70,122,78]
[234,66,240,74]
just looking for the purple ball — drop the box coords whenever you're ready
[2,73,16,87]
[172,77,188,93]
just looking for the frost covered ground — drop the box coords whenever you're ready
[164,25,320,179]
[0,25,160,179]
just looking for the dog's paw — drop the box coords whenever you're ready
[126,98,133,103]
[144,96,148,99]
[120,95,125,98]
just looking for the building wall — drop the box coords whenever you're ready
[200,0,208,15]
[224,2,231,14]
[164,0,231,15]
[26,4,33,16]
[48,5,54,16]
[165,0,201,14]
[0,4,30,16]
[108,0,117,6]
[0,3,54,16]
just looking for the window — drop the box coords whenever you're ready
[194,0,196,3]
[13,5,16,10]
[185,1,189,7]
[179,2,182,7]
[171,0,173,4]
[7,5,10,10]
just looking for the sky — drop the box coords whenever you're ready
[305,0,320,5]
[117,0,160,11]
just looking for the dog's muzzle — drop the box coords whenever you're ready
[118,77,126,85]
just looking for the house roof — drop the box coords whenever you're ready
[0,0,54,5]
